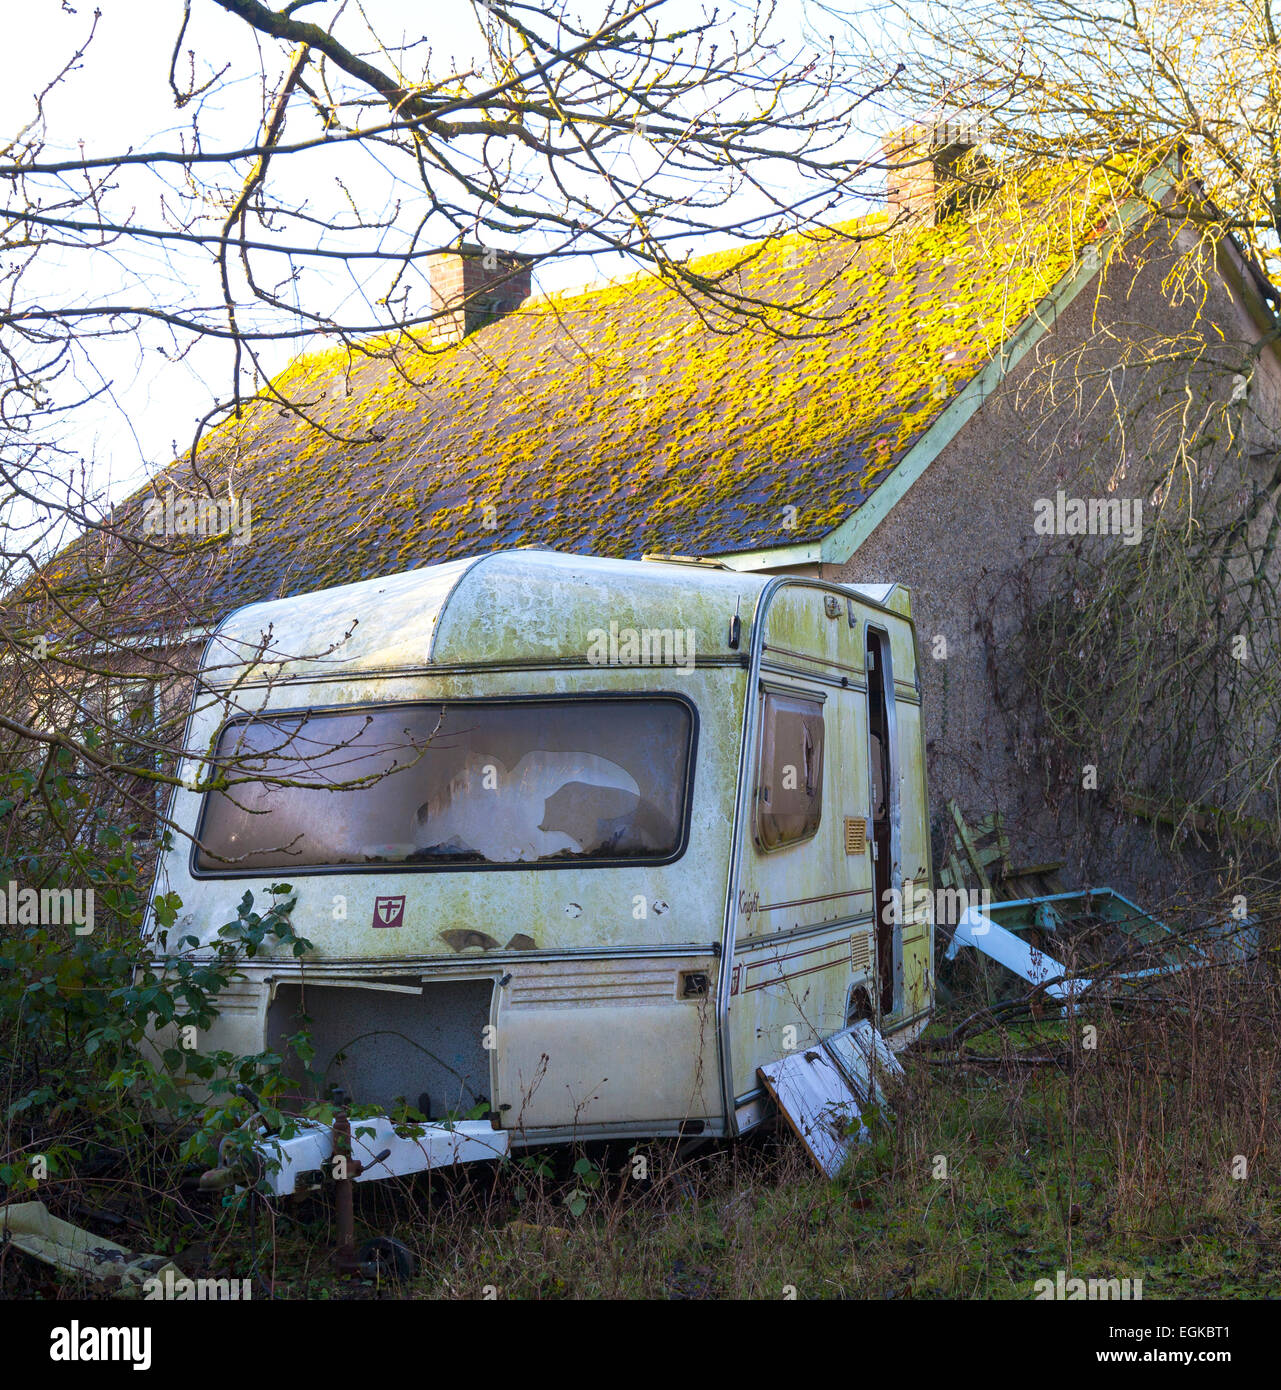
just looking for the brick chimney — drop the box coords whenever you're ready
[884,119,979,224]
[425,245,534,345]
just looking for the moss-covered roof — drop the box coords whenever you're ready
[41,163,1126,633]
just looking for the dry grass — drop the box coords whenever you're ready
[4,932,1280,1301]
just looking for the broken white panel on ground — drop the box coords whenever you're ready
[758,1047,866,1178]
[254,1116,510,1197]
[350,1114,509,1182]
[0,1201,182,1291]
[825,1020,904,1107]
[945,905,1089,1001]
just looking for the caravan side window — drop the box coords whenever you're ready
[753,689,825,851]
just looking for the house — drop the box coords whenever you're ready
[29,127,1281,905]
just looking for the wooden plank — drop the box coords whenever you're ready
[949,799,994,892]
[1120,791,1274,840]
[1007,861,1066,879]
[993,822,1012,877]
[758,1048,865,1178]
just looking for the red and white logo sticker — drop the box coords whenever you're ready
[373,895,405,929]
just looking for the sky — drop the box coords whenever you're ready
[1,1,893,520]
[2,2,494,508]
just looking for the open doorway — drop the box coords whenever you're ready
[866,630,897,1017]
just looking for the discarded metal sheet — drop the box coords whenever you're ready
[250,1115,510,1197]
[0,1201,182,1293]
[824,1019,904,1107]
[758,1047,866,1178]
[943,894,1217,1005]
[945,905,1085,1002]
[1203,915,1259,963]
[982,888,1173,952]
[942,885,1241,1009]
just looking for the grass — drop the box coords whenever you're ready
[5,944,1279,1301]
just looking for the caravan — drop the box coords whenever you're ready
[146,549,934,1185]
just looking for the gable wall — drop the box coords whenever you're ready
[818,219,1281,909]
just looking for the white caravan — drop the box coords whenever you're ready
[145,549,934,1186]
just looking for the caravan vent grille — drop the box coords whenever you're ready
[850,932,872,976]
[844,817,867,855]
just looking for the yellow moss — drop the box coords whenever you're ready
[118,162,1131,602]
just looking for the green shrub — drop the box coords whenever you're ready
[0,754,315,1197]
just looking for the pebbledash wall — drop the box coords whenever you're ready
[813,221,1281,910]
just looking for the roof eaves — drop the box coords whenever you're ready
[717,537,825,572]
[1208,215,1281,340]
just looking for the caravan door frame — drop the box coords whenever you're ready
[717,577,925,1135]
[863,621,904,1024]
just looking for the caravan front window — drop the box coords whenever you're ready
[193,696,694,874]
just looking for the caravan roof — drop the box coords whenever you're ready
[201,548,907,687]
